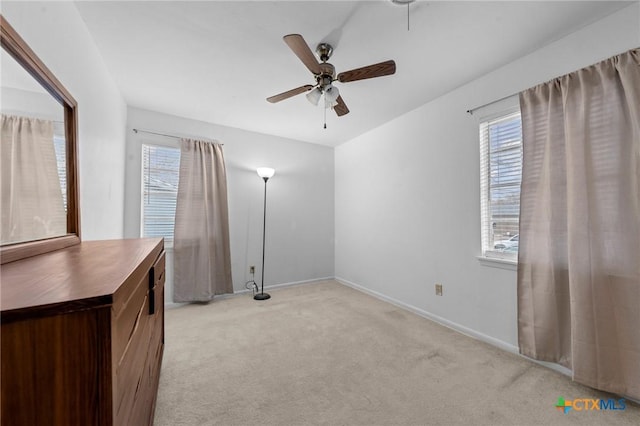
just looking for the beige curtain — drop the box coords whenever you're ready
[1,115,66,244]
[173,139,233,302]
[518,49,640,400]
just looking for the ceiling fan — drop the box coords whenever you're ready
[266,34,396,118]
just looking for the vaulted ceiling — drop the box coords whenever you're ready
[75,1,631,146]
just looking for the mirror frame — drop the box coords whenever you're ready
[0,15,80,264]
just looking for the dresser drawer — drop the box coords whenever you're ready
[112,272,149,366]
[114,290,153,425]
[115,249,165,426]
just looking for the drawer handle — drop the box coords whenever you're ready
[149,267,165,290]
[149,288,156,315]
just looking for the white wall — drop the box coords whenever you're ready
[1,87,64,121]
[125,107,334,303]
[335,4,640,349]
[2,2,127,240]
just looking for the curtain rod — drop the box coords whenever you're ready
[1,113,64,124]
[466,92,520,115]
[132,128,223,145]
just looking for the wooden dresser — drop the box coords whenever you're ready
[0,238,165,425]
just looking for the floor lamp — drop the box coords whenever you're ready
[255,167,275,300]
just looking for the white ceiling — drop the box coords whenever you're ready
[75,1,630,146]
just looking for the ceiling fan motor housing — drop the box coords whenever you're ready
[315,44,336,88]
[318,62,336,79]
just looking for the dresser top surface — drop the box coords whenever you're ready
[1,238,163,314]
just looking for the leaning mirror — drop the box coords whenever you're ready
[0,15,80,264]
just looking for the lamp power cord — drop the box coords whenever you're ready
[245,270,259,295]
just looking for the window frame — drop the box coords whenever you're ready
[479,107,522,262]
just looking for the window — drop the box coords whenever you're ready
[53,124,67,211]
[142,144,180,245]
[480,111,522,259]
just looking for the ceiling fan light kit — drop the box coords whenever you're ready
[306,87,322,106]
[324,85,339,106]
[266,34,396,126]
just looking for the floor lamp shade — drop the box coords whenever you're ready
[255,167,274,300]
[257,167,275,179]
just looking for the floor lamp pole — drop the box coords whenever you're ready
[254,176,271,300]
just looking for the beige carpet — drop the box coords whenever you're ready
[154,280,639,425]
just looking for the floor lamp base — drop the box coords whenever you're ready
[254,292,271,301]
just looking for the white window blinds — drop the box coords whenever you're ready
[53,133,66,211]
[142,144,180,244]
[480,111,522,259]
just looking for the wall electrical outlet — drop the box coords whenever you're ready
[435,284,443,296]
[250,266,255,274]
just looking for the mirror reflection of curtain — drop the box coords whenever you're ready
[173,138,233,302]
[1,114,66,244]
[518,49,640,400]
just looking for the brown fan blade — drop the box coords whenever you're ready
[337,60,396,83]
[283,34,322,75]
[334,95,349,117]
[266,85,314,104]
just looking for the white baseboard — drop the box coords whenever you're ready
[165,302,187,309]
[335,276,519,353]
[233,276,334,295]
[334,276,577,379]
[165,276,333,309]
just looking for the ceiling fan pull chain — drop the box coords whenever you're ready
[324,97,327,129]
